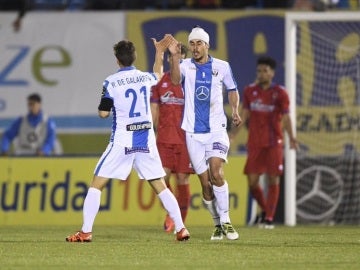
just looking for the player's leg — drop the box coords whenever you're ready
[157,142,176,232]
[163,167,175,233]
[247,173,267,221]
[207,130,238,240]
[148,178,189,241]
[207,157,238,240]
[263,145,283,229]
[244,146,267,224]
[65,175,109,242]
[66,143,133,242]
[135,145,189,241]
[173,143,193,223]
[185,132,222,239]
[175,172,191,223]
[264,175,280,229]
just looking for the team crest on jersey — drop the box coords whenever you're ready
[272,92,278,100]
[253,91,258,96]
[212,69,218,76]
[161,82,169,88]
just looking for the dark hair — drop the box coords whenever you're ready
[27,93,41,103]
[113,40,136,66]
[257,56,276,70]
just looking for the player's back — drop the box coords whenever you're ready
[104,67,158,147]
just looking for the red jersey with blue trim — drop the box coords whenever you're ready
[150,71,186,144]
[242,83,290,147]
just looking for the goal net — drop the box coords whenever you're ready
[285,12,360,225]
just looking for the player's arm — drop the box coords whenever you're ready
[168,37,182,85]
[150,102,159,130]
[152,35,173,79]
[98,85,113,118]
[1,117,22,155]
[228,90,242,127]
[282,113,298,150]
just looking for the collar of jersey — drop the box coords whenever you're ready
[118,66,136,72]
[257,82,276,90]
[191,55,213,65]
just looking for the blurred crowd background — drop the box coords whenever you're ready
[0,0,359,12]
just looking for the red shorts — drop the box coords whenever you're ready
[157,142,194,174]
[244,145,284,176]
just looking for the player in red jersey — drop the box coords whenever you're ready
[241,56,298,229]
[151,44,194,233]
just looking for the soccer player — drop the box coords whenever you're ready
[65,37,190,242]
[241,56,298,229]
[167,27,242,240]
[151,44,194,233]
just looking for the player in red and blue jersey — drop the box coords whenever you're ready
[241,56,298,229]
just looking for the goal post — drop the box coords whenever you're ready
[285,12,360,226]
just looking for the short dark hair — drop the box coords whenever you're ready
[257,56,276,70]
[28,93,41,103]
[113,40,136,66]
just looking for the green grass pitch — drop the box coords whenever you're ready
[0,225,359,270]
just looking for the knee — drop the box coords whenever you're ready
[210,170,225,186]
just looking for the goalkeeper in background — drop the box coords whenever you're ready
[240,56,298,229]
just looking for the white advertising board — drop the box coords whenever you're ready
[0,12,125,131]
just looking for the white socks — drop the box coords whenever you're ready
[158,188,185,232]
[212,181,231,224]
[81,187,101,233]
[202,198,221,226]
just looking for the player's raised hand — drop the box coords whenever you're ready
[167,36,181,56]
[151,34,174,53]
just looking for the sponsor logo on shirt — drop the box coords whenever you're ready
[195,86,210,100]
[125,147,150,154]
[126,122,152,131]
[212,142,228,154]
[160,91,184,105]
[250,99,275,112]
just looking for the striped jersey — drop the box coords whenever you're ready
[180,56,237,133]
[102,66,158,148]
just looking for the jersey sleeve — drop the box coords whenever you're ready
[279,88,290,114]
[98,79,114,111]
[223,62,237,91]
[150,78,161,103]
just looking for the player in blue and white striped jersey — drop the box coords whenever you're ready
[168,27,242,241]
[66,37,190,243]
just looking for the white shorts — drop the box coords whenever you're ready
[185,130,229,174]
[94,143,166,180]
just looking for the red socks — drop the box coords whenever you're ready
[266,184,279,221]
[176,184,191,222]
[250,185,267,211]
[251,184,280,221]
